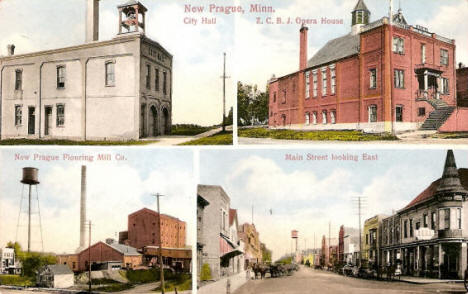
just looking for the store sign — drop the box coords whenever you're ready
[415,228,435,240]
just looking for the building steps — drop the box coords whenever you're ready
[420,106,455,130]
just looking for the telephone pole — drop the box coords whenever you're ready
[152,193,165,294]
[353,196,367,267]
[220,52,230,131]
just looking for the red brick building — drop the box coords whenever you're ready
[121,208,186,249]
[457,65,468,106]
[269,0,468,133]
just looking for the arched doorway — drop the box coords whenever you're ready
[162,108,170,135]
[149,106,158,137]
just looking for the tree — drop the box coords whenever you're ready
[200,263,212,281]
[225,107,233,126]
[237,82,269,126]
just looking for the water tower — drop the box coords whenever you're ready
[291,230,298,254]
[18,167,43,253]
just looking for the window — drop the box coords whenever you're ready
[394,69,405,88]
[273,92,277,102]
[396,105,403,122]
[457,208,462,229]
[56,104,65,127]
[305,71,310,99]
[431,212,436,229]
[322,110,327,124]
[146,65,151,89]
[15,105,22,126]
[440,49,449,66]
[404,220,408,238]
[423,214,428,228]
[330,66,336,95]
[418,107,426,116]
[368,105,377,123]
[409,219,413,237]
[369,68,377,89]
[421,44,426,64]
[392,37,404,54]
[321,68,327,96]
[441,78,449,94]
[105,61,115,87]
[56,66,66,88]
[312,112,317,124]
[163,71,167,95]
[444,208,451,229]
[305,112,310,125]
[282,89,287,104]
[366,234,368,245]
[415,222,420,230]
[312,70,318,97]
[15,69,22,90]
[330,110,336,124]
[155,68,160,91]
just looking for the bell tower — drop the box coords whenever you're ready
[118,1,147,35]
[351,0,370,35]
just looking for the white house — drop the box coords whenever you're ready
[36,264,74,289]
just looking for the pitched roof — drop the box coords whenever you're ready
[307,34,360,68]
[353,0,370,12]
[107,242,141,256]
[436,150,468,195]
[402,168,468,211]
[45,264,73,275]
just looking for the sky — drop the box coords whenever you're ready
[235,0,468,91]
[200,148,468,261]
[0,147,195,254]
[0,0,235,126]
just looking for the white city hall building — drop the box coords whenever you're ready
[0,0,172,141]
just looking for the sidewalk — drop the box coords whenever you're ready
[198,271,248,294]
[398,275,463,284]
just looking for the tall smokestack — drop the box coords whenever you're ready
[299,25,308,71]
[86,0,100,42]
[77,165,87,252]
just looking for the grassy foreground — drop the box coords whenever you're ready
[432,132,468,139]
[153,273,192,292]
[0,275,35,286]
[171,124,216,136]
[0,139,158,145]
[239,128,398,141]
[180,131,233,145]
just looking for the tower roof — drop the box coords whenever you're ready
[436,150,468,195]
[353,0,370,12]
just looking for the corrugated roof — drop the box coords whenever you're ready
[307,34,360,68]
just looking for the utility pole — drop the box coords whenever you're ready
[353,196,367,268]
[153,193,165,294]
[88,220,92,294]
[220,52,230,132]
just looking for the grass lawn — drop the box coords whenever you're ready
[180,131,233,145]
[239,128,398,141]
[94,283,134,292]
[171,124,216,136]
[153,274,192,292]
[432,132,468,139]
[0,275,35,286]
[0,139,158,145]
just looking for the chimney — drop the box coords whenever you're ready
[7,44,15,56]
[77,165,87,253]
[86,0,100,42]
[299,25,308,71]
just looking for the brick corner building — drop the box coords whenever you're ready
[269,0,468,133]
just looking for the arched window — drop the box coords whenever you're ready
[312,112,317,124]
[322,110,327,124]
[330,110,336,124]
[305,112,310,125]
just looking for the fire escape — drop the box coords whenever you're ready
[415,64,455,130]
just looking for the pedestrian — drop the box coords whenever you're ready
[246,265,251,280]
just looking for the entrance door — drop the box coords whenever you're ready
[44,106,52,136]
[150,106,158,137]
[396,106,403,122]
[28,107,35,135]
[140,104,146,138]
